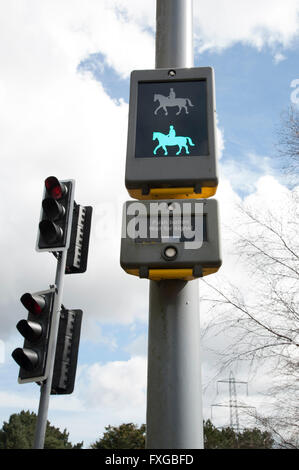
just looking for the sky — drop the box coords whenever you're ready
[0,0,298,448]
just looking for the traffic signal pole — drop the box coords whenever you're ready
[155,0,193,69]
[146,0,204,449]
[33,250,67,449]
[12,176,90,448]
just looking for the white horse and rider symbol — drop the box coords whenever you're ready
[153,87,196,156]
[154,87,194,116]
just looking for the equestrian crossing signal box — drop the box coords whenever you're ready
[120,199,221,281]
[125,67,218,200]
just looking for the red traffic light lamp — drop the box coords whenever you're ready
[45,176,67,200]
[20,293,46,315]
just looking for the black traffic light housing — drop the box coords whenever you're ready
[37,176,75,252]
[12,288,55,383]
[51,308,83,394]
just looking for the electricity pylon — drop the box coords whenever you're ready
[211,371,255,431]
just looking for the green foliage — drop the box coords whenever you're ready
[0,410,83,449]
[203,419,274,449]
[91,421,273,449]
[0,413,273,449]
[91,423,146,449]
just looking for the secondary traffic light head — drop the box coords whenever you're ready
[51,308,83,395]
[65,203,93,274]
[37,176,75,252]
[12,289,55,383]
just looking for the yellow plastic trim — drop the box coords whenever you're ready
[149,269,194,280]
[125,266,220,280]
[127,186,217,200]
[202,266,219,276]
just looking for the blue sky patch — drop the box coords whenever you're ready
[78,52,130,103]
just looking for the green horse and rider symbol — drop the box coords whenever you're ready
[153,125,195,156]
[152,88,196,156]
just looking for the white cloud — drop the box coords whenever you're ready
[85,0,299,57]
[63,355,148,444]
[194,0,299,53]
[219,151,275,194]
[79,356,147,411]
[0,391,38,410]
[216,115,225,159]
[1,1,296,97]
[0,0,154,80]
[201,174,297,301]
[0,1,155,338]
[273,52,287,64]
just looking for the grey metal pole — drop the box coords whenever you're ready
[146,0,204,449]
[33,250,67,449]
[155,0,194,68]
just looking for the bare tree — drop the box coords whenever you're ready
[201,188,299,447]
[276,105,299,184]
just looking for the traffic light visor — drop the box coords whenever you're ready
[39,220,63,245]
[20,293,45,315]
[45,176,66,200]
[17,319,42,342]
[12,348,39,371]
[42,198,65,220]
